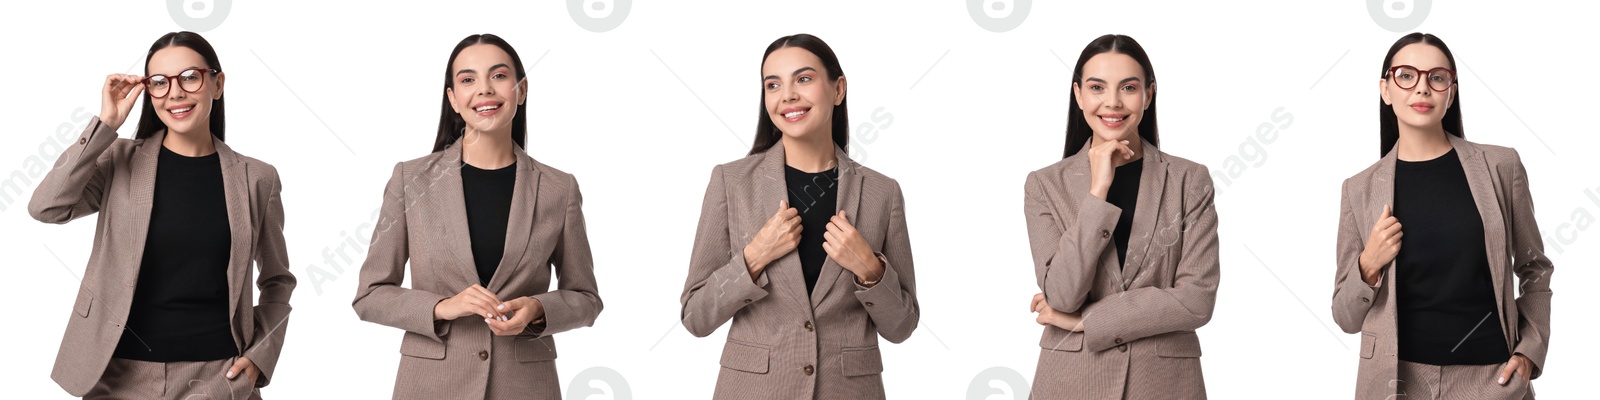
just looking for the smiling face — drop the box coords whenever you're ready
[1073,52,1152,145]
[1380,43,1455,133]
[762,46,845,141]
[146,46,223,136]
[447,44,527,136]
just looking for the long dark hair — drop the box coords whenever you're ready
[433,34,528,152]
[135,31,225,141]
[749,33,849,156]
[1378,33,1463,157]
[1063,34,1159,158]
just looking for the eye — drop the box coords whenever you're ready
[1121,84,1138,92]
[148,77,169,87]
[765,81,779,91]
[459,77,475,85]
[492,72,509,80]
[798,76,812,84]
[1397,72,1414,80]
[1088,84,1105,93]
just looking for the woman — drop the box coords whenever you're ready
[1024,34,1220,399]
[29,31,295,399]
[352,34,602,400]
[679,33,919,399]
[1330,33,1552,400]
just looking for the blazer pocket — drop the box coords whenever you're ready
[840,346,884,377]
[1155,332,1203,358]
[399,332,446,360]
[514,336,558,362]
[72,289,92,317]
[1360,332,1377,359]
[1039,330,1084,352]
[719,340,771,374]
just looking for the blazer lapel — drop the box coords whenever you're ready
[756,142,814,316]
[1369,149,1398,288]
[123,133,163,289]
[810,146,862,308]
[1448,135,1510,331]
[1118,142,1168,290]
[430,143,480,286]
[214,138,252,349]
[486,147,541,293]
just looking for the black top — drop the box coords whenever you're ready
[1106,159,1143,268]
[113,146,237,362]
[1393,148,1509,365]
[785,165,839,295]
[462,162,516,287]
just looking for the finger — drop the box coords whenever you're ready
[471,285,502,303]
[225,358,247,379]
[779,205,799,219]
[823,230,840,246]
[1382,204,1392,219]
[1496,361,1515,385]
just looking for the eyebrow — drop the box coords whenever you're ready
[456,63,512,76]
[1084,77,1142,85]
[764,66,818,81]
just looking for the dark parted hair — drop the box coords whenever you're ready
[1063,34,1160,158]
[749,33,848,155]
[1378,32,1464,157]
[135,31,224,141]
[433,34,528,152]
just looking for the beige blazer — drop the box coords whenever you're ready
[680,141,919,399]
[1332,134,1552,399]
[29,117,296,396]
[352,141,602,400]
[1023,141,1219,399]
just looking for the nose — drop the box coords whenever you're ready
[479,82,495,96]
[1414,84,1430,97]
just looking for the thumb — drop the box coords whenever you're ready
[1382,204,1392,218]
[498,298,526,312]
[225,357,247,379]
[1496,361,1515,385]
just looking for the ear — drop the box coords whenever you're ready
[1378,78,1392,105]
[447,87,462,114]
[518,79,529,105]
[212,71,226,100]
[1072,82,1086,110]
[1144,82,1156,110]
[833,75,847,106]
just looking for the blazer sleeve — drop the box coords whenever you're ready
[1331,179,1379,334]
[1024,170,1118,313]
[680,165,771,337]
[243,166,296,388]
[1078,169,1220,352]
[853,179,919,344]
[526,175,603,337]
[1505,150,1553,378]
[28,116,118,224]
[352,163,450,341]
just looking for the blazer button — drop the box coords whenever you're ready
[743,299,753,304]
[1113,337,1123,344]
[79,138,87,145]
[1360,297,1370,303]
[802,365,814,376]
[863,302,875,308]
[1118,344,1128,352]
[804,321,814,332]
[1100,230,1110,239]
[478,350,489,360]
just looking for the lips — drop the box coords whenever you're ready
[779,106,810,123]
[473,101,503,117]
[1098,113,1128,128]
[167,104,195,120]
[1409,102,1434,113]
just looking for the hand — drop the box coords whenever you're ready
[1359,205,1402,286]
[1031,293,1084,332]
[823,210,883,286]
[486,296,545,336]
[1086,139,1136,200]
[1497,353,1532,386]
[224,356,260,386]
[434,284,504,321]
[743,200,801,282]
[100,73,144,131]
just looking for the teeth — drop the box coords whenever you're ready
[169,106,193,114]
[476,105,500,112]
[1102,116,1123,122]
[784,110,806,118]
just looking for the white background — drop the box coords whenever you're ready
[1,1,1595,398]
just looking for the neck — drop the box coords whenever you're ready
[781,130,838,173]
[461,127,516,169]
[1394,124,1452,161]
[162,127,217,157]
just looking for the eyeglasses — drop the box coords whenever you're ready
[1387,65,1456,92]
[141,67,218,98]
